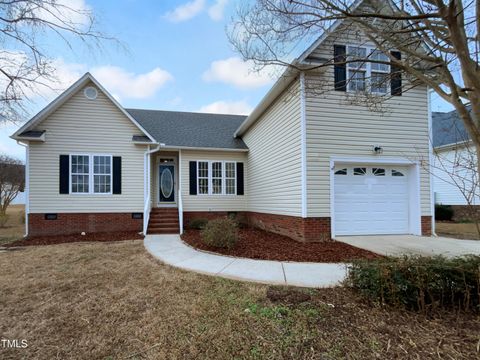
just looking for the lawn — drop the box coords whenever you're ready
[0,205,25,246]
[1,241,479,359]
[436,221,480,240]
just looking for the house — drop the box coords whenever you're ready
[432,105,479,219]
[11,11,433,242]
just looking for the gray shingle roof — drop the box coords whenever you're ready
[126,109,248,150]
[432,105,471,148]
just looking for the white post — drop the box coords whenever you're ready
[178,149,183,234]
[16,141,29,237]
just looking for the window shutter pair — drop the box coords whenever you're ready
[59,155,122,194]
[333,45,402,96]
[189,161,244,196]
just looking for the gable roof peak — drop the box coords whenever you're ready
[11,72,156,143]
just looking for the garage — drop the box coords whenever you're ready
[333,165,410,236]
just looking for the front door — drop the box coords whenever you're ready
[159,164,175,203]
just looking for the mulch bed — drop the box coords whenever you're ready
[5,231,144,247]
[181,228,382,262]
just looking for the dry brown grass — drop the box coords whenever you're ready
[436,222,480,240]
[0,241,479,359]
[0,205,25,245]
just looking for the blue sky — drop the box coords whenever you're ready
[0,0,453,160]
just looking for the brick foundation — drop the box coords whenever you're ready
[246,212,331,242]
[421,216,432,236]
[28,213,142,237]
[184,211,331,242]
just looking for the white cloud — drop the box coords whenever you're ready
[164,0,206,23]
[91,66,173,99]
[0,52,173,104]
[208,0,228,21]
[202,57,275,89]
[198,100,252,115]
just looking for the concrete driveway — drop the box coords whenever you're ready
[336,235,480,257]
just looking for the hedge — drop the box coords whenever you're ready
[346,255,480,313]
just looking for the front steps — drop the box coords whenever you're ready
[147,208,180,234]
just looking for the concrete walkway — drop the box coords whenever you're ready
[337,235,480,257]
[144,235,347,288]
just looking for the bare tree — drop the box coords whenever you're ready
[0,0,117,123]
[229,0,480,172]
[0,154,25,227]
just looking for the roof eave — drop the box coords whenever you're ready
[10,133,46,142]
[160,145,249,152]
[434,140,473,152]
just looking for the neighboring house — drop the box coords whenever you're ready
[11,3,433,241]
[432,106,479,208]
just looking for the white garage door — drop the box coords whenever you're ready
[334,165,409,236]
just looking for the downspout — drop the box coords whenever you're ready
[300,72,307,218]
[427,87,437,236]
[143,144,161,235]
[16,141,29,237]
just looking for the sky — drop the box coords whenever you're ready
[0,0,454,161]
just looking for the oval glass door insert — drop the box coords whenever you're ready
[161,168,173,199]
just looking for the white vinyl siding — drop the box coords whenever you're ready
[242,80,303,217]
[180,150,247,211]
[28,81,147,213]
[433,147,480,205]
[304,22,431,218]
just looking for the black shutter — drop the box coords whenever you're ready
[391,51,402,96]
[236,162,244,196]
[59,155,69,194]
[189,161,197,195]
[334,45,347,91]
[112,156,122,194]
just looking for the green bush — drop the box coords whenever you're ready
[201,218,238,249]
[346,256,480,313]
[435,204,454,221]
[188,218,208,230]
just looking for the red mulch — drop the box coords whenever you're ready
[181,228,382,262]
[5,231,144,247]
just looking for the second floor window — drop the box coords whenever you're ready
[347,46,390,94]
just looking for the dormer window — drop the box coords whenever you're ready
[346,46,390,94]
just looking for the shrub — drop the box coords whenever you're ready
[201,218,238,249]
[435,204,454,221]
[188,218,208,230]
[346,255,480,313]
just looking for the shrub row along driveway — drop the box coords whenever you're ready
[1,240,479,359]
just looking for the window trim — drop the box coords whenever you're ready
[196,160,237,196]
[346,45,391,95]
[197,160,209,195]
[69,153,113,195]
